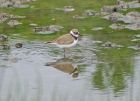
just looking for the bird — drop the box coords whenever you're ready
[47,29,80,58]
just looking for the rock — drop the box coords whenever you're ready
[63,6,75,12]
[134,34,140,38]
[0,0,35,8]
[117,0,128,9]
[10,15,26,19]
[7,20,22,27]
[91,27,104,31]
[84,10,98,16]
[120,12,140,24]
[128,45,140,50]
[103,11,140,30]
[55,6,75,12]
[0,34,9,50]
[72,15,86,20]
[34,25,63,34]
[101,6,121,14]
[127,1,140,8]
[102,41,123,48]
[131,39,140,42]
[92,40,103,44]
[1,44,10,50]
[109,23,125,30]
[125,23,140,30]
[30,23,38,26]
[0,13,9,23]
[0,34,8,42]
[103,12,124,22]
[49,25,64,32]
[15,43,23,48]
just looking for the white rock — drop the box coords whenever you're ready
[7,20,22,27]
[109,23,125,30]
[91,27,104,31]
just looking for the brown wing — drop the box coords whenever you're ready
[54,34,74,45]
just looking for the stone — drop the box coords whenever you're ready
[34,25,64,34]
[128,45,140,50]
[10,15,26,19]
[109,23,125,30]
[55,6,75,12]
[131,39,140,42]
[84,10,98,16]
[103,12,124,22]
[0,34,8,42]
[91,27,104,31]
[120,12,140,24]
[101,6,121,14]
[0,13,9,23]
[117,0,128,9]
[134,34,140,38]
[0,0,35,8]
[125,23,140,30]
[30,23,38,26]
[15,43,23,48]
[7,20,22,27]
[102,41,123,48]
[127,1,140,8]
[72,15,86,20]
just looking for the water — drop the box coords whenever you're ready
[0,36,140,101]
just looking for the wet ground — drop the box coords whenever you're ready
[0,36,140,101]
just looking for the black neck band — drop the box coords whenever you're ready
[71,34,78,40]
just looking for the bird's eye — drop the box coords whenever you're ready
[74,32,79,34]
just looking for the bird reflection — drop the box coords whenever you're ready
[46,58,79,78]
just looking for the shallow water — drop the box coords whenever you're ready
[0,36,140,101]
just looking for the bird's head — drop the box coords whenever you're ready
[70,29,79,38]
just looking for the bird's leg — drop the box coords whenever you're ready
[63,48,66,58]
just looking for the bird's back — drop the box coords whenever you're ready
[54,34,74,45]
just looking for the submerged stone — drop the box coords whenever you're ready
[15,43,23,48]
[102,41,123,48]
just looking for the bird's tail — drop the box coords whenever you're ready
[44,41,53,44]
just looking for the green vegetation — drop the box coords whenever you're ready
[0,0,139,43]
